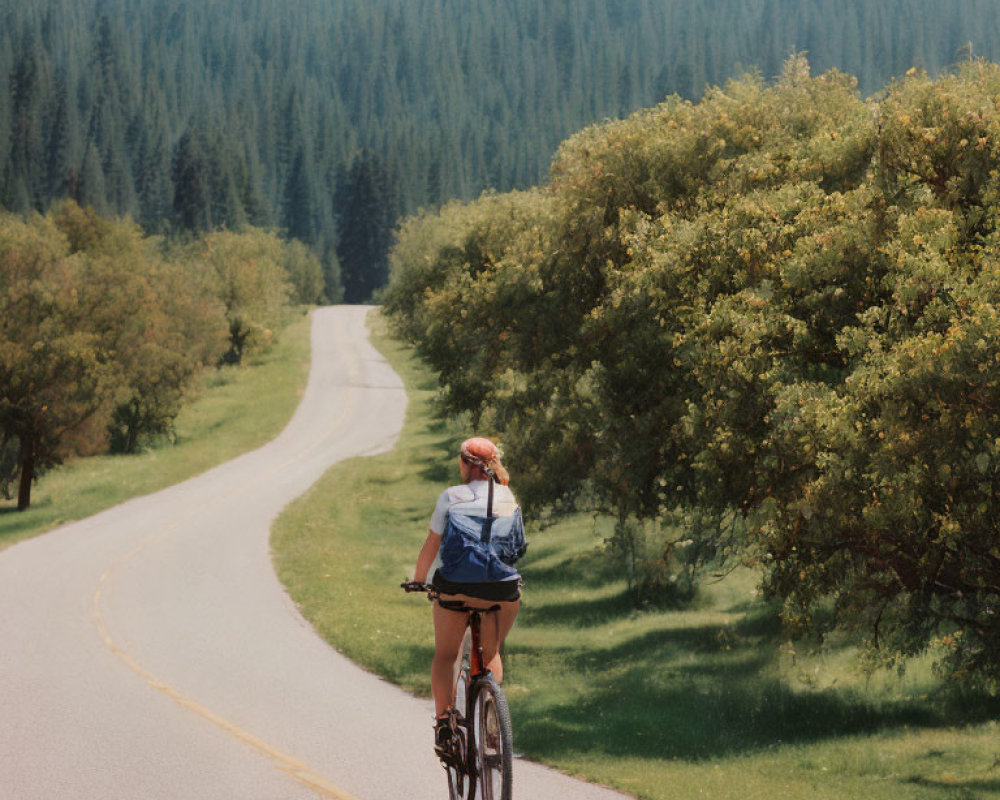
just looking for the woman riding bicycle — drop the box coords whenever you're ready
[411,436,524,760]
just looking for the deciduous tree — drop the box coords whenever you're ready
[386,59,1000,686]
[0,212,117,509]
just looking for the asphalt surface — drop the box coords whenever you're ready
[0,306,632,800]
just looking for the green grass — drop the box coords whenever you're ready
[0,310,313,550]
[275,311,1000,800]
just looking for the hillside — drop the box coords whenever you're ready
[4,0,1000,300]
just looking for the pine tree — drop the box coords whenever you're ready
[6,32,49,211]
[283,145,319,245]
[238,135,271,229]
[45,70,82,200]
[77,139,108,214]
[0,33,12,187]
[336,149,398,303]
[134,92,173,231]
[172,129,209,231]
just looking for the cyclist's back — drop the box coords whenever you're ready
[409,436,525,760]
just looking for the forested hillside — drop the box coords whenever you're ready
[4,0,1000,301]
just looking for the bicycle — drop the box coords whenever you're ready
[402,581,514,800]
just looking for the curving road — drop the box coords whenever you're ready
[0,306,631,800]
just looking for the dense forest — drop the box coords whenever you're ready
[5,0,1000,300]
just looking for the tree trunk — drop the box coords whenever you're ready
[17,433,34,511]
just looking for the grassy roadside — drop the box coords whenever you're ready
[273,311,1000,800]
[0,310,313,551]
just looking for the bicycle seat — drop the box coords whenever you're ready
[437,598,502,614]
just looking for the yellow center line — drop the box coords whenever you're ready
[91,312,364,800]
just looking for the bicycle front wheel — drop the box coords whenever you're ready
[471,676,513,800]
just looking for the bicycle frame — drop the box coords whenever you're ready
[467,611,485,676]
[403,581,513,800]
[443,599,499,675]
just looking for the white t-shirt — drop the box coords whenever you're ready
[429,480,518,535]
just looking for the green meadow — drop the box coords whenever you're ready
[273,311,1000,800]
[0,310,312,551]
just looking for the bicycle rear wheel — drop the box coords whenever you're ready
[471,676,513,800]
[447,633,473,800]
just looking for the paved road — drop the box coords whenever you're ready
[0,306,631,800]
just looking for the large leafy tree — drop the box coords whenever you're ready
[386,58,1000,687]
[0,201,307,507]
[50,201,228,453]
[0,212,118,509]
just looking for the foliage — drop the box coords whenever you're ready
[50,201,229,453]
[0,201,305,507]
[1,311,311,549]
[5,1,1000,300]
[282,238,327,306]
[0,209,121,507]
[181,229,294,365]
[386,58,1000,686]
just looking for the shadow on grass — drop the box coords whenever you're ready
[418,461,454,485]
[515,667,947,762]
[412,426,464,486]
[0,502,53,546]
[732,601,785,638]
[365,470,411,487]
[902,776,1000,796]
[520,590,635,628]
[415,375,439,393]
[513,622,1000,763]
[512,545,1000,764]
[520,542,619,590]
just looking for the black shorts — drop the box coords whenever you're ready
[432,570,522,602]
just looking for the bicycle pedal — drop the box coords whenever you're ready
[434,727,466,768]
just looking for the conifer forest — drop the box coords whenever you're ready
[4,0,1000,302]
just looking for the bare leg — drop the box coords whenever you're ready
[431,602,470,716]
[477,600,520,684]
[431,596,521,715]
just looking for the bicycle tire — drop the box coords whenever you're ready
[447,635,474,800]
[471,676,513,800]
